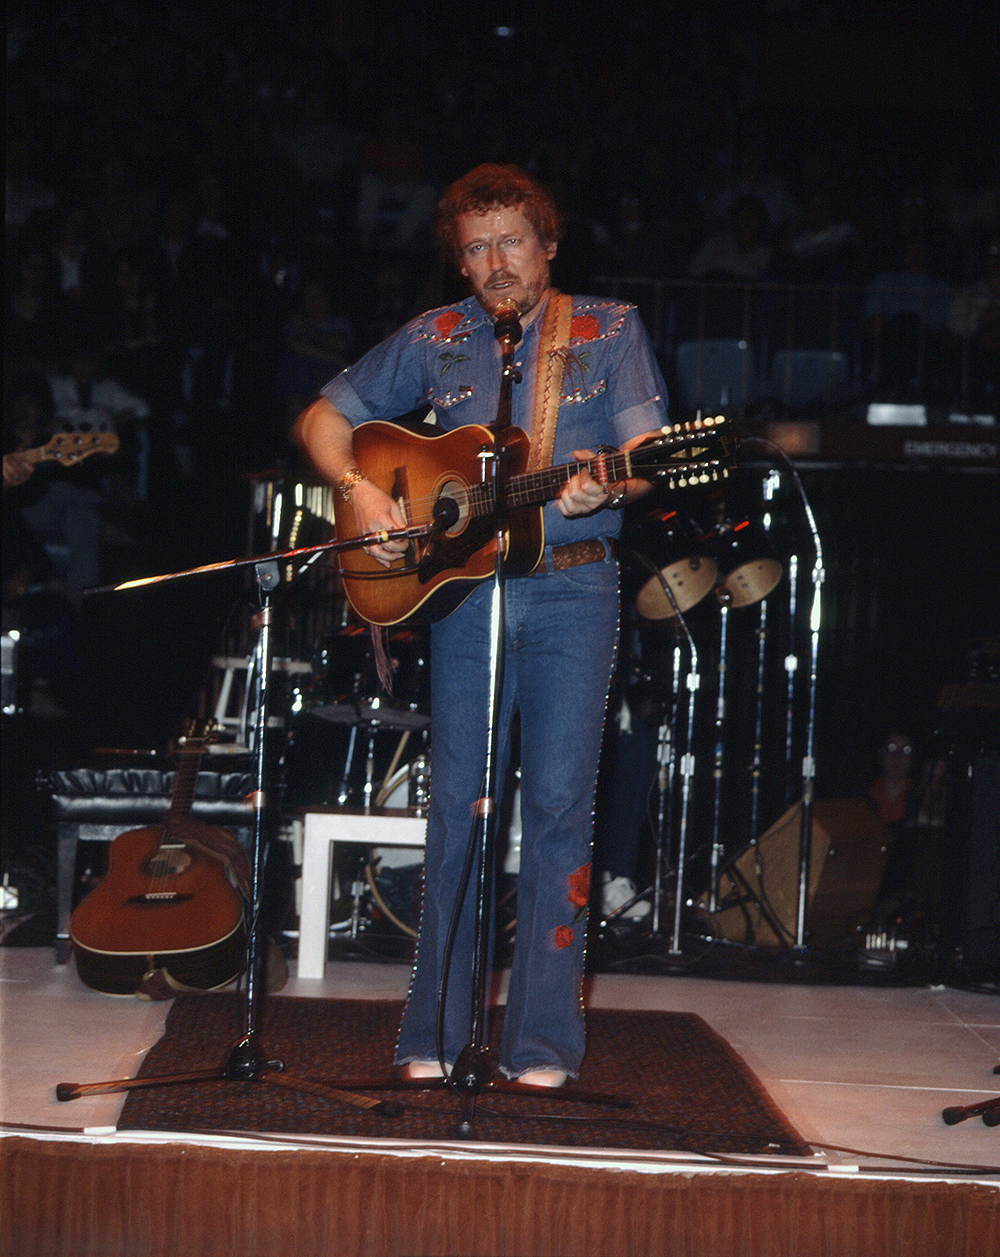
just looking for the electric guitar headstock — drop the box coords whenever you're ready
[24,431,120,467]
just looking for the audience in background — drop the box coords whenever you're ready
[4,0,998,599]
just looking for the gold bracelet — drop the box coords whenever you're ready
[337,468,368,502]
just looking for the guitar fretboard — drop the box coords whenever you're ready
[465,417,728,517]
[166,743,208,819]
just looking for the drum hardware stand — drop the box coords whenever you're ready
[750,469,782,845]
[707,599,730,913]
[698,514,785,915]
[56,525,441,1117]
[617,547,702,957]
[739,440,825,958]
[783,551,800,809]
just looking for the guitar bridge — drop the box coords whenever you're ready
[126,893,195,905]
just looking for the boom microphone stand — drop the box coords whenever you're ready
[55,526,438,1117]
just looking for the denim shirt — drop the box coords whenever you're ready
[322,293,668,548]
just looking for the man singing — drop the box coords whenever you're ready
[297,164,668,1086]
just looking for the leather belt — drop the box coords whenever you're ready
[546,538,609,572]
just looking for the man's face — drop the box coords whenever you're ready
[455,205,557,323]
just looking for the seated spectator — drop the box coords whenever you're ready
[96,248,163,400]
[5,372,103,598]
[355,106,438,250]
[48,339,151,510]
[274,279,353,426]
[687,195,773,281]
[5,247,62,376]
[779,187,860,284]
[947,236,1000,415]
[864,234,953,401]
[702,137,798,236]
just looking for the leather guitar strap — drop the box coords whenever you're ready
[526,290,574,472]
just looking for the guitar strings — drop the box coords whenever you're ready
[355,447,720,531]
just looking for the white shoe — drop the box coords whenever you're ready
[517,1069,567,1088]
[601,874,651,921]
[402,1060,450,1079]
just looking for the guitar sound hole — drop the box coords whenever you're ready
[436,480,469,536]
[143,850,193,878]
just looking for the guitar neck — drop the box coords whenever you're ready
[504,451,634,510]
[479,418,729,513]
[165,743,208,824]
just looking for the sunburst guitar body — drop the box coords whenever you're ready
[333,416,734,626]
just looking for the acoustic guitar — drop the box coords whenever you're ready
[70,721,247,996]
[21,430,120,467]
[332,416,734,625]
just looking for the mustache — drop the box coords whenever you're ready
[486,271,517,287]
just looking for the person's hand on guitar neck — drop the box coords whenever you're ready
[556,431,659,518]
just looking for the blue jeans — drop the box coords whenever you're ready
[395,543,620,1078]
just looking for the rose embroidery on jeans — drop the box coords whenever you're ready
[567,863,591,925]
[567,863,590,908]
[553,925,575,949]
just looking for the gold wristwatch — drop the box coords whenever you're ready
[337,468,368,502]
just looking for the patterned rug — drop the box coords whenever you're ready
[117,995,809,1156]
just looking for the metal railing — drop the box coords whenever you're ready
[592,275,993,420]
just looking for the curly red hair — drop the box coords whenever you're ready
[435,164,563,260]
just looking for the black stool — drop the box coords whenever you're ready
[46,767,254,963]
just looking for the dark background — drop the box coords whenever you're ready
[4,1,998,964]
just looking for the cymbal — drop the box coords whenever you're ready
[309,699,430,731]
[635,556,719,620]
[717,558,783,608]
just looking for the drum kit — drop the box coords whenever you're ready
[264,466,796,951]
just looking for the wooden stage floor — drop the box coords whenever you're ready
[2,947,998,1256]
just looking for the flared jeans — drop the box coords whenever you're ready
[395,545,620,1078]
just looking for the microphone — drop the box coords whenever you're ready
[492,297,522,347]
[432,495,460,531]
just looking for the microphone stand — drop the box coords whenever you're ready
[55,526,437,1117]
[385,302,625,1137]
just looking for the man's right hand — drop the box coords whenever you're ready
[351,477,409,566]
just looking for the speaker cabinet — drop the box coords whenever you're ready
[940,753,1000,986]
[707,799,892,949]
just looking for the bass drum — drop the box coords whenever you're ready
[366,758,429,938]
[366,760,523,938]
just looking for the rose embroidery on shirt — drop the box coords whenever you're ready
[571,314,600,342]
[435,310,465,340]
[553,925,575,949]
